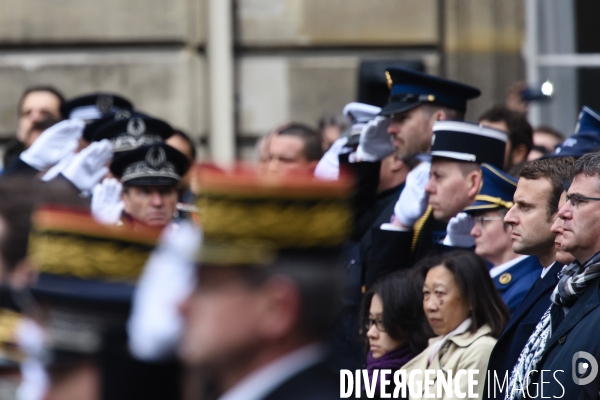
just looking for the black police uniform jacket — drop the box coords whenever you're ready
[483,261,562,400]
[365,207,447,287]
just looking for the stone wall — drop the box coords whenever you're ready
[0,0,525,161]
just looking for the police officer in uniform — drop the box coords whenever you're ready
[109,143,190,227]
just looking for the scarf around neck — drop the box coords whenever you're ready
[365,344,414,394]
[506,251,600,400]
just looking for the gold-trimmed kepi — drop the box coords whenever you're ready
[29,206,161,281]
[464,163,517,213]
[194,166,354,266]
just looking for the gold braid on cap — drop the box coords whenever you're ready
[194,167,354,265]
[28,207,160,280]
[0,308,24,363]
[472,194,514,209]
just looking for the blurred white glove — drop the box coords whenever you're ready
[41,152,75,181]
[128,221,201,361]
[20,119,85,171]
[314,136,349,180]
[356,116,394,162]
[394,161,431,227]
[61,139,113,192]
[443,212,476,248]
[16,318,49,400]
[92,178,124,225]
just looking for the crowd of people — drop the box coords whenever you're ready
[0,64,599,400]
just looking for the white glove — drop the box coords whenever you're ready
[356,116,394,162]
[394,161,431,227]
[20,119,85,171]
[314,136,349,180]
[15,318,49,400]
[443,212,476,248]
[92,178,124,225]
[128,221,201,361]
[61,139,113,192]
[41,152,75,182]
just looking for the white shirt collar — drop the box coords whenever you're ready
[540,260,558,278]
[489,255,530,278]
[217,343,327,400]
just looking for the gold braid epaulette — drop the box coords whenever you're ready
[411,206,433,253]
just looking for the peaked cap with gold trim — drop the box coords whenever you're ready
[194,166,354,266]
[380,67,480,116]
[464,163,517,212]
[29,206,161,302]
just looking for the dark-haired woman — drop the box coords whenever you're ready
[403,251,509,399]
[360,270,431,396]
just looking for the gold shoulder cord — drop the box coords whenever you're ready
[411,206,433,253]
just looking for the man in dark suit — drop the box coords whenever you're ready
[179,168,352,400]
[484,156,574,399]
[464,163,540,314]
[519,152,600,398]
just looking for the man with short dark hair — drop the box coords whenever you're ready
[503,153,600,398]
[3,86,64,170]
[479,105,533,175]
[16,86,64,144]
[267,123,322,175]
[484,156,574,399]
[464,164,540,314]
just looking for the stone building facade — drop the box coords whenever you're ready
[0,0,524,161]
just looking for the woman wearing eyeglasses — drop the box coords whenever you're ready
[360,270,432,397]
[403,251,509,399]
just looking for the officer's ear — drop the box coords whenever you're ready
[466,168,483,197]
[257,275,301,340]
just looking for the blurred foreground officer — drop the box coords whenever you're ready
[27,206,183,400]
[110,143,190,227]
[180,167,353,400]
[464,164,540,314]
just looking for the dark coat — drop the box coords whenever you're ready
[365,208,447,287]
[483,261,562,400]
[532,276,600,399]
[331,158,404,371]
[493,256,544,315]
[262,361,341,400]
[3,157,39,176]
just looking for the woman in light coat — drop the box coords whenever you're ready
[403,251,509,399]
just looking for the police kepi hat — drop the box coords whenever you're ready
[61,92,134,121]
[379,67,481,116]
[465,163,517,212]
[86,113,173,153]
[110,143,190,186]
[430,121,507,169]
[548,106,600,158]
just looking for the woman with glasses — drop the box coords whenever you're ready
[360,270,432,397]
[403,251,509,399]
